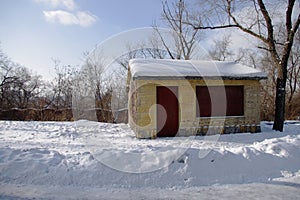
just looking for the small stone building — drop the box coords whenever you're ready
[127,59,267,139]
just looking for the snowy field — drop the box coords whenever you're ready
[0,120,300,199]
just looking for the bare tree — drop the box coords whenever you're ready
[286,31,300,116]
[116,42,170,72]
[154,0,201,60]
[236,48,261,68]
[0,48,43,110]
[208,33,234,61]
[51,59,76,110]
[0,49,18,109]
[184,0,300,131]
[259,50,277,120]
[12,66,42,109]
[72,50,116,122]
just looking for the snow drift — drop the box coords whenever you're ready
[0,120,300,199]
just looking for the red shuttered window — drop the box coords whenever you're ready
[196,86,244,117]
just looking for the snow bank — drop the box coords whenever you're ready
[0,121,300,199]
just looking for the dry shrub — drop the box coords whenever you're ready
[287,92,300,120]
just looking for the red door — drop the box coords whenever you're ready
[156,86,179,137]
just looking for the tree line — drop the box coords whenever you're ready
[0,50,119,122]
[0,0,299,130]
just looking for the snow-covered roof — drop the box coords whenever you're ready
[129,59,267,80]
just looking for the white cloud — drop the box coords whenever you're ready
[76,11,98,27]
[35,0,76,10]
[43,10,97,27]
[43,10,77,25]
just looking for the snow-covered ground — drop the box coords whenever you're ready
[0,120,300,199]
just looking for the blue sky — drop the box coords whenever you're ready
[0,0,164,79]
[1,0,275,80]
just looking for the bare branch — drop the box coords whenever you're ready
[156,0,201,60]
[257,0,280,63]
[153,26,176,59]
[185,22,238,30]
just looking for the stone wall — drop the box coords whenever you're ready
[128,78,262,139]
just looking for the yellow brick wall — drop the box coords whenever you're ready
[128,77,262,138]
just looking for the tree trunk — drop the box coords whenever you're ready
[273,78,286,131]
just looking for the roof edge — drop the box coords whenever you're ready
[132,76,267,81]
